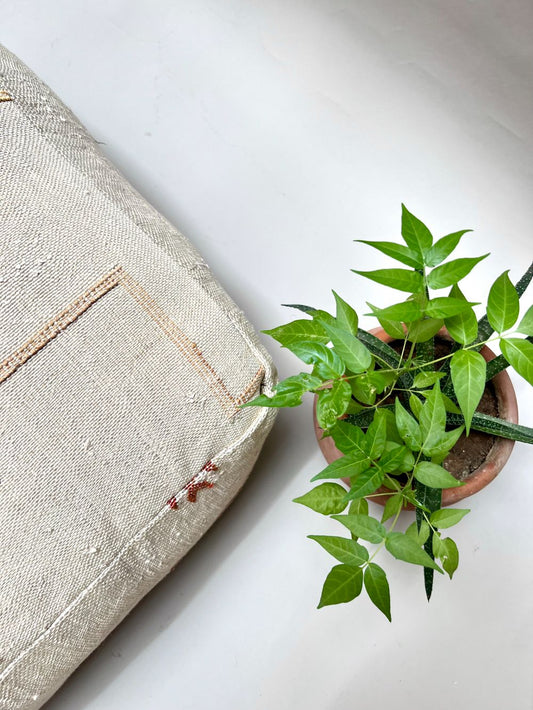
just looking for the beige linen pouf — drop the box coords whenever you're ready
[0,45,277,709]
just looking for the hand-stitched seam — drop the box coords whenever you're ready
[0,266,123,384]
[234,365,265,406]
[118,271,237,417]
[0,267,258,418]
[0,89,12,102]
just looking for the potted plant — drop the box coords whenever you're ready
[244,205,533,620]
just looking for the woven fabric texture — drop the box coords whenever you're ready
[0,45,277,710]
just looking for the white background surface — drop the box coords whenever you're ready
[3,1,533,708]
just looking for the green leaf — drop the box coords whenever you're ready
[516,305,533,336]
[332,514,387,543]
[332,291,358,335]
[348,497,369,516]
[423,425,464,460]
[487,271,520,333]
[350,374,377,405]
[317,565,363,608]
[401,204,433,259]
[380,408,404,445]
[500,338,533,386]
[308,535,369,565]
[353,268,424,293]
[364,563,392,621]
[369,370,397,393]
[444,284,478,345]
[426,297,479,319]
[430,508,470,529]
[395,398,422,451]
[440,393,462,415]
[432,533,445,557]
[413,461,462,488]
[427,254,488,290]
[439,537,459,579]
[263,319,329,347]
[319,322,373,374]
[355,239,423,268]
[366,409,388,459]
[330,421,367,456]
[474,263,533,342]
[382,476,401,492]
[420,387,462,415]
[424,230,472,267]
[385,532,443,572]
[315,379,352,429]
[418,383,447,450]
[368,300,423,323]
[311,452,370,481]
[450,349,487,434]
[293,483,348,515]
[379,444,415,473]
[405,520,430,545]
[367,303,407,339]
[347,497,369,540]
[243,393,294,409]
[290,373,324,390]
[345,466,385,500]
[281,303,338,328]
[290,342,345,379]
[243,374,322,408]
[413,371,445,388]
[381,493,403,523]
[409,394,423,419]
[406,317,444,343]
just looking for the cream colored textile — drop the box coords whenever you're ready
[0,45,277,710]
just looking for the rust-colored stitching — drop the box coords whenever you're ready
[167,460,218,510]
[0,90,12,102]
[234,365,265,407]
[118,270,237,416]
[186,480,214,502]
[0,266,123,384]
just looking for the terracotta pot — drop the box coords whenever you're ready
[314,327,519,507]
